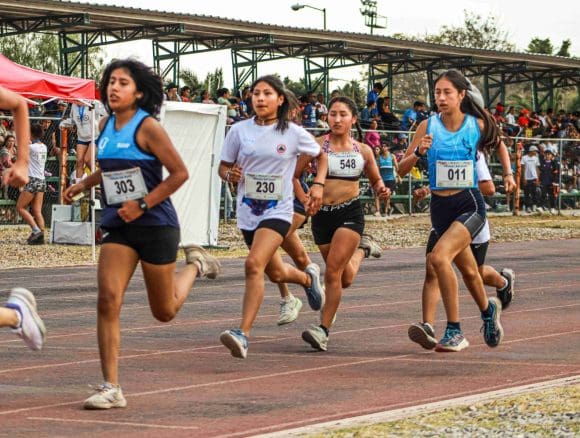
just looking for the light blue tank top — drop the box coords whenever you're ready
[426,114,479,190]
[378,154,395,181]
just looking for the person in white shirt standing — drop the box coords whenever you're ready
[218,75,326,359]
[521,145,541,212]
[16,123,48,245]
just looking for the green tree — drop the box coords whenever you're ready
[527,37,553,55]
[424,10,515,51]
[336,79,366,109]
[179,69,203,92]
[283,76,308,98]
[204,68,224,98]
[0,33,103,80]
[556,39,572,57]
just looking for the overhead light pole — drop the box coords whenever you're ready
[291,3,327,30]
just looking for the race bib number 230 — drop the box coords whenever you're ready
[245,173,283,200]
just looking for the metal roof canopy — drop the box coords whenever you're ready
[0,0,578,109]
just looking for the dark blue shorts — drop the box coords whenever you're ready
[241,219,291,248]
[430,188,486,239]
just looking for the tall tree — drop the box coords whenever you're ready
[204,68,224,98]
[0,33,103,80]
[527,37,553,55]
[556,39,572,57]
[179,69,203,92]
[424,10,515,52]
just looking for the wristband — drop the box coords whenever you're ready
[413,146,423,158]
[311,182,325,188]
[503,172,513,177]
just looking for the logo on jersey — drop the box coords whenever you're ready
[276,144,287,155]
[117,142,131,149]
[97,137,109,152]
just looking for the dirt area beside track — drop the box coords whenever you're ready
[1,214,579,269]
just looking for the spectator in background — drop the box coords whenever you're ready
[364,120,381,149]
[16,123,47,245]
[367,82,383,107]
[179,86,192,102]
[329,89,340,100]
[521,145,541,212]
[315,111,329,133]
[217,88,240,124]
[377,97,400,131]
[376,142,400,216]
[540,146,560,214]
[315,93,328,117]
[359,100,377,129]
[302,93,317,129]
[239,87,252,118]
[201,89,214,104]
[165,83,180,102]
[401,101,426,132]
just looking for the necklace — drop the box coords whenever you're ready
[254,116,278,126]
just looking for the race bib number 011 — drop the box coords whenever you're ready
[245,173,283,200]
[328,152,362,177]
[102,167,148,205]
[436,160,474,188]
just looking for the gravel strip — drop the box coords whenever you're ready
[308,384,580,437]
[1,214,579,269]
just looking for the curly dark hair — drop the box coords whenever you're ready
[99,59,163,117]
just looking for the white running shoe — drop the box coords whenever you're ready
[6,287,46,351]
[184,245,221,279]
[359,234,382,258]
[277,295,303,326]
[83,382,127,410]
[302,325,328,351]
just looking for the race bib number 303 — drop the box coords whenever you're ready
[102,167,148,205]
[436,160,474,188]
[245,173,283,200]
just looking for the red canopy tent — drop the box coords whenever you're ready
[0,54,96,101]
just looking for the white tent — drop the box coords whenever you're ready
[160,102,227,247]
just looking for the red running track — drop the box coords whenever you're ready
[0,239,578,437]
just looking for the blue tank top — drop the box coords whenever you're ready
[426,114,479,190]
[378,154,395,181]
[97,108,179,228]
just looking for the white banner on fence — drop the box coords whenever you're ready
[160,102,227,247]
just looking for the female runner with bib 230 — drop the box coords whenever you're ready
[218,75,325,359]
[65,59,220,409]
[398,69,516,352]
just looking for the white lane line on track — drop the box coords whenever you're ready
[247,374,580,438]
[0,328,578,418]
[26,416,199,430]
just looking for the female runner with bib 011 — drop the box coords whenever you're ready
[398,69,516,352]
[218,75,326,359]
[64,59,221,409]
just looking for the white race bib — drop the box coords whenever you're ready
[328,152,364,178]
[102,167,148,205]
[436,160,474,188]
[245,172,283,200]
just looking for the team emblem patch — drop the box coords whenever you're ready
[276,144,287,154]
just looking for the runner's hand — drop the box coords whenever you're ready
[2,161,28,188]
[117,200,143,223]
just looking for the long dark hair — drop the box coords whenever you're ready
[250,75,291,133]
[435,69,498,153]
[99,59,164,117]
[327,96,363,142]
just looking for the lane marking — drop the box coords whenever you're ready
[27,416,199,430]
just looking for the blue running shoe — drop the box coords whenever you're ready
[220,329,248,359]
[481,297,504,348]
[435,326,469,352]
[303,263,325,311]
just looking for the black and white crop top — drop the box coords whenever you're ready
[323,135,366,182]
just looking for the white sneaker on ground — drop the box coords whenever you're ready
[359,234,382,258]
[184,245,221,279]
[6,287,46,351]
[83,382,127,410]
[277,295,302,325]
[302,325,328,351]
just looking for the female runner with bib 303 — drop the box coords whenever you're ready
[65,59,220,409]
[398,69,515,352]
[218,75,325,359]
